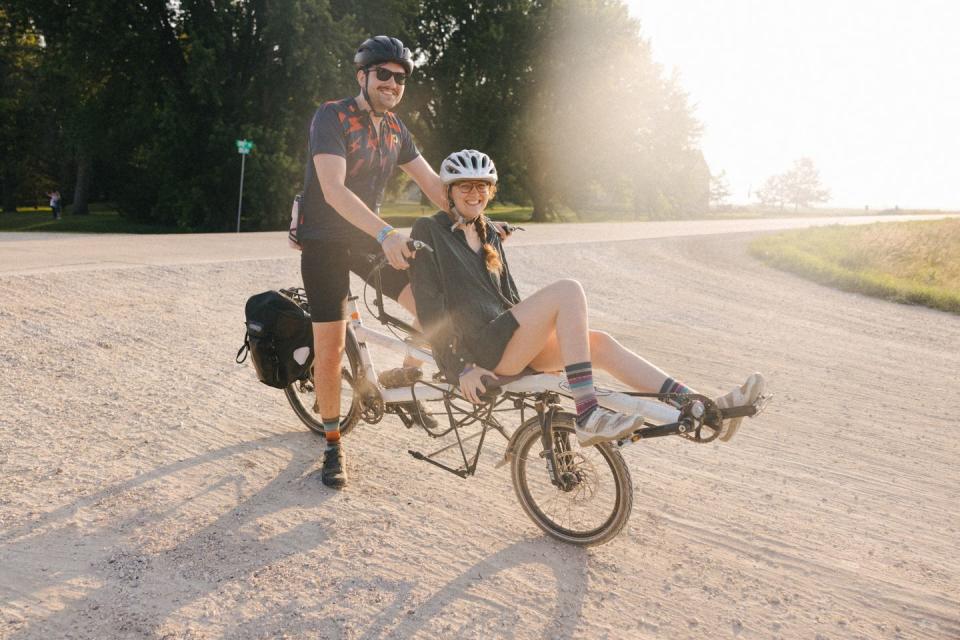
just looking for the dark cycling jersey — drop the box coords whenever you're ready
[298,97,419,243]
[410,212,522,379]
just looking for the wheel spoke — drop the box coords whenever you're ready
[513,416,632,545]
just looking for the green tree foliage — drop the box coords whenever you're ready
[0,7,48,211]
[137,0,360,230]
[408,0,703,221]
[406,0,540,207]
[8,0,706,228]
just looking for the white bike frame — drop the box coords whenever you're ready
[345,295,681,426]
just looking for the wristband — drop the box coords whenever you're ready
[459,364,475,378]
[376,225,396,244]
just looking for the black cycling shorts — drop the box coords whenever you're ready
[300,237,410,322]
[472,310,521,371]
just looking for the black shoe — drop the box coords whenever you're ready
[398,401,438,430]
[321,444,347,488]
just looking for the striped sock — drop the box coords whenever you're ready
[659,377,696,408]
[322,417,340,451]
[565,362,598,426]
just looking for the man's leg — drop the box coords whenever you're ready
[301,239,352,488]
[312,320,348,488]
[396,284,424,368]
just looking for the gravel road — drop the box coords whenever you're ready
[1,217,957,639]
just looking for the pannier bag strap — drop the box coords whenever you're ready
[236,334,250,364]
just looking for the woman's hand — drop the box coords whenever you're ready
[459,365,498,404]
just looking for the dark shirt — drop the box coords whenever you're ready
[299,97,420,242]
[409,212,521,379]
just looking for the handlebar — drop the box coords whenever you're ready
[407,239,433,253]
[366,239,433,268]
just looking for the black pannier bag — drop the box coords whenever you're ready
[236,290,313,389]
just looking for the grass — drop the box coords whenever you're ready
[1,204,176,234]
[749,219,960,314]
[4,200,956,237]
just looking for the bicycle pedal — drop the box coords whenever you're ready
[378,366,423,389]
[752,393,773,417]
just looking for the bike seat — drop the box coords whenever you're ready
[476,367,542,402]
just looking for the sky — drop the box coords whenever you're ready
[625,0,960,209]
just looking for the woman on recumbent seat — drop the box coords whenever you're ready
[409,149,765,446]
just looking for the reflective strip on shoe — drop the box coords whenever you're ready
[575,407,644,447]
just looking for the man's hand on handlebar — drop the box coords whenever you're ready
[492,221,525,241]
[459,365,498,405]
[381,231,414,269]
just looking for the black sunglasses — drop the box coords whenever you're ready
[368,66,408,85]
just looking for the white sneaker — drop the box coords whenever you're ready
[714,373,766,442]
[575,406,645,447]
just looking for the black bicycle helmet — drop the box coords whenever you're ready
[354,36,414,75]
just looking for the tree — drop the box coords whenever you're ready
[407,0,703,222]
[8,0,708,229]
[521,1,703,220]
[782,157,829,210]
[0,7,49,212]
[756,158,829,211]
[709,170,731,207]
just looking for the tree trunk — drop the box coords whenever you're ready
[73,147,92,215]
[524,166,555,223]
[1,169,16,213]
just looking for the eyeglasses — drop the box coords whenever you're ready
[369,66,408,85]
[455,182,491,195]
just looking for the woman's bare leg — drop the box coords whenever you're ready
[530,330,680,393]
[493,279,590,375]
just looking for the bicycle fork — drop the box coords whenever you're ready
[536,397,580,492]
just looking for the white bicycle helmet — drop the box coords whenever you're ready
[439,149,498,185]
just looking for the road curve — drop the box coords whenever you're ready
[1,217,957,638]
[1,213,957,275]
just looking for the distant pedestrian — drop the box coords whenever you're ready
[47,191,62,220]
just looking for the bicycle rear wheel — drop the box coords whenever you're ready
[284,327,361,436]
[511,412,633,546]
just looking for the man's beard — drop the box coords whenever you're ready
[370,87,399,112]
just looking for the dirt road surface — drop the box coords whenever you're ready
[1,216,957,639]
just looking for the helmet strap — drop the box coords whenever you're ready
[447,188,481,231]
[361,69,386,118]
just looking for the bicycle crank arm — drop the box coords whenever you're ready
[720,393,773,420]
[619,421,689,443]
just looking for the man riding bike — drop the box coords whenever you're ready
[298,36,446,488]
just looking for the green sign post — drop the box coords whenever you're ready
[235,139,254,232]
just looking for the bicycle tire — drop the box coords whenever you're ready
[284,327,362,436]
[511,412,633,546]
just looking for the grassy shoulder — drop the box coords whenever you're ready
[749,219,960,314]
[1,205,177,234]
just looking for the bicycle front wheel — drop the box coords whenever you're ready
[511,412,633,546]
[284,328,361,436]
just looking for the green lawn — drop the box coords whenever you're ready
[749,219,960,314]
[1,205,176,234]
